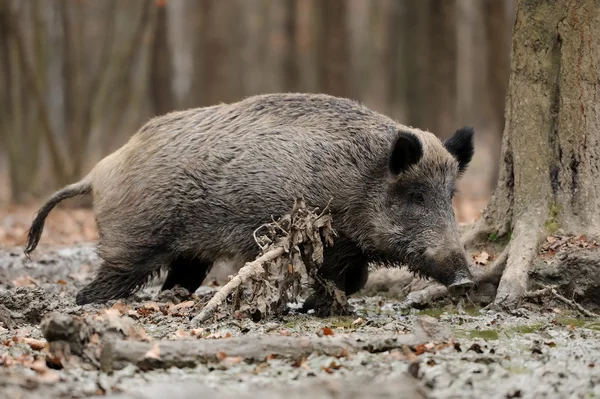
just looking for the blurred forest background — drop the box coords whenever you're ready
[0,0,516,245]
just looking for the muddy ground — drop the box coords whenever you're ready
[1,243,600,399]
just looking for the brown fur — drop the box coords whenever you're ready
[24,93,475,313]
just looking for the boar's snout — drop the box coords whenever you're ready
[424,246,473,296]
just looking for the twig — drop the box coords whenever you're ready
[525,286,600,318]
[191,243,288,326]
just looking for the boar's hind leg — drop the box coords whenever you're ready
[75,251,171,305]
[161,255,211,294]
[302,238,369,317]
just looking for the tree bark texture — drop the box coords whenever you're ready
[465,0,600,309]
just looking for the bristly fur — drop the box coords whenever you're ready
[24,93,475,310]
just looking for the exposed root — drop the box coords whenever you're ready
[460,218,494,248]
[492,218,543,310]
[525,286,600,318]
[399,284,449,310]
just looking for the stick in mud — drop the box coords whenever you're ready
[191,245,287,325]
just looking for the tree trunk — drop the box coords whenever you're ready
[150,2,174,116]
[483,0,512,190]
[427,0,457,139]
[464,0,600,310]
[317,0,350,97]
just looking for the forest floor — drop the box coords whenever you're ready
[2,228,600,398]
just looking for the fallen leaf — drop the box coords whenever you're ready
[221,356,243,367]
[190,328,204,337]
[172,329,189,339]
[351,317,365,327]
[56,279,68,286]
[144,343,161,360]
[111,301,128,314]
[22,338,47,350]
[473,251,490,265]
[12,275,39,287]
[322,327,334,336]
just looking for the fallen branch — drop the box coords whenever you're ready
[191,245,287,325]
[101,316,451,372]
[525,286,600,318]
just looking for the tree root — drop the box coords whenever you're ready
[100,316,451,372]
[491,218,543,310]
[190,245,287,326]
[525,286,600,318]
[399,284,449,309]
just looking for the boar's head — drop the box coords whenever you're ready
[368,126,475,296]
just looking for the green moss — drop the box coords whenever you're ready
[545,203,561,233]
[465,330,499,340]
[554,317,600,330]
[328,316,355,329]
[505,324,544,335]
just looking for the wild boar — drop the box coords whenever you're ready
[24,93,475,315]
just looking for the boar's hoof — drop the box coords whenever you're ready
[447,277,474,297]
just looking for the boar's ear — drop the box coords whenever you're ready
[444,126,474,174]
[389,131,423,176]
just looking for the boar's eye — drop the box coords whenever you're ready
[409,192,426,205]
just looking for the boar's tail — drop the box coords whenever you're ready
[24,175,92,256]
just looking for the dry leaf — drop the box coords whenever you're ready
[351,317,365,327]
[322,327,334,336]
[22,338,47,350]
[144,343,161,360]
[190,328,204,337]
[12,275,39,287]
[111,301,128,314]
[473,251,490,265]
[172,329,189,339]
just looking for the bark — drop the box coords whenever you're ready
[464,0,600,310]
[101,316,451,372]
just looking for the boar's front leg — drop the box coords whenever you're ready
[302,237,369,317]
[161,255,212,294]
